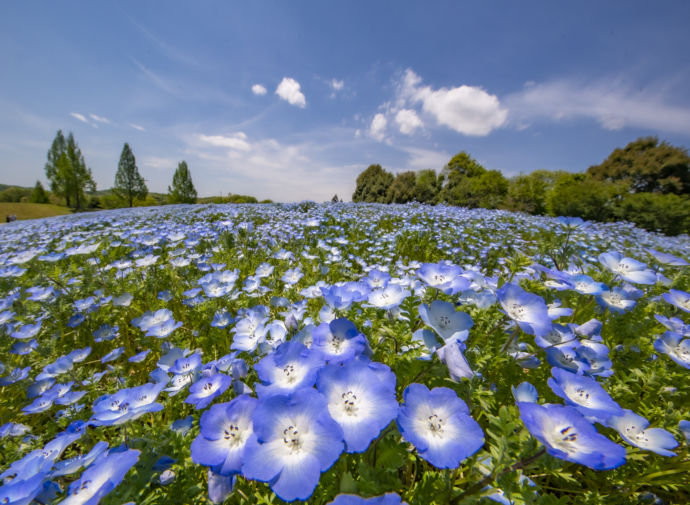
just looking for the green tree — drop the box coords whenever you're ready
[439,151,487,205]
[466,170,509,209]
[613,192,690,236]
[352,164,394,203]
[29,181,49,204]
[386,171,417,203]
[547,173,622,221]
[44,130,70,206]
[65,133,96,209]
[114,143,148,207]
[168,160,197,204]
[414,169,442,203]
[506,173,548,214]
[587,136,690,194]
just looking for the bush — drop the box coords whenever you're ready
[614,192,690,236]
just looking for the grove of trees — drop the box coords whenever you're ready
[352,137,690,236]
[44,130,96,209]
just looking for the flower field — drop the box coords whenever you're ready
[0,202,688,505]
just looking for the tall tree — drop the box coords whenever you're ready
[114,143,148,207]
[44,130,70,206]
[386,171,417,203]
[168,161,197,204]
[65,133,96,209]
[587,136,690,194]
[352,164,394,203]
[29,180,49,204]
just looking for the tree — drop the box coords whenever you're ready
[44,131,95,209]
[506,173,548,214]
[168,161,197,204]
[587,136,690,195]
[414,169,442,204]
[44,130,70,206]
[386,171,417,203]
[352,164,394,203]
[439,151,487,204]
[547,173,622,222]
[114,143,148,207]
[29,181,49,204]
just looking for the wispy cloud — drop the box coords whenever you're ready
[129,123,146,131]
[504,78,690,135]
[89,114,110,125]
[197,132,251,151]
[131,58,177,95]
[275,77,306,108]
[141,156,177,170]
[70,112,89,124]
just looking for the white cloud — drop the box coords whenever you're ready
[251,84,267,96]
[129,123,146,131]
[89,114,110,125]
[395,109,423,135]
[275,77,306,108]
[141,156,176,170]
[69,112,89,124]
[198,132,251,151]
[399,146,451,171]
[505,78,690,135]
[330,79,344,91]
[400,69,507,136]
[369,113,387,141]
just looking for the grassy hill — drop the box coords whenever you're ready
[0,202,72,221]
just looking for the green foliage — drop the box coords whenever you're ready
[546,173,622,222]
[613,192,690,236]
[114,142,148,207]
[506,173,548,214]
[0,185,32,203]
[587,136,690,195]
[167,161,198,204]
[352,164,394,202]
[43,130,95,209]
[386,171,417,203]
[29,180,49,204]
[414,169,442,204]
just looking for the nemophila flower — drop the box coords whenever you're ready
[112,293,133,307]
[59,448,140,505]
[436,339,474,380]
[568,274,608,295]
[67,313,86,328]
[10,321,41,340]
[364,268,391,289]
[312,318,369,364]
[512,382,538,403]
[211,311,234,328]
[416,262,469,294]
[328,493,406,505]
[316,359,397,453]
[646,249,688,267]
[157,345,192,372]
[22,393,56,415]
[191,395,258,475]
[547,368,622,421]
[169,353,203,375]
[67,347,91,363]
[146,318,183,338]
[663,289,690,313]
[397,384,484,469]
[26,286,55,302]
[282,267,304,287]
[101,347,125,364]
[653,331,690,369]
[36,356,73,381]
[0,472,46,505]
[93,324,119,343]
[90,382,164,426]
[0,309,14,325]
[242,389,345,502]
[679,420,690,444]
[185,373,232,410]
[231,307,270,352]
[320,284,355,311]
[518,402,625,470]
[595,285,643,314]
[55,390,87,406]
[607,410,678,456]
[655,314,690,336]
[410,329,439,359]
[73,296,97,313]
[128,349,150,363]
[418,300,473,343]
[254,340,325,397]
[496,282,552,338]
[365,283,410,311]
[132,308,175,333]
[135,253,159,267]
[599,251,657,285]
[50,441,109,477]
[11,339,38,355]
[0,423,31,438]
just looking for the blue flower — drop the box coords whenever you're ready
[128,349,150,363]
[328,493,406,505]
[211,311,234,329]
[90,383,164,426]
[653,331,690,369]
[599,251,657,285]
[607,409,678,456]
[547,368,622,422]
[231,307,270,352]
[60,448,140,505]
[518,402,626,470]
[312,318,369,364]
[366,284,410,310]
[93,324,119,342]
[316,359,397,453]
[101,347,125,364]
[146,318,183,338]
[436,339,474,380]
[0,472,46,505]
[595,285,643,313]
[397,384,484,469]
[10,322,41,340]
[418,300,473,343]
[185,374,232,410]
[663,289,690,313]
[242,388,344,502]
[512,382,538,403]
[416,262,469,294]
[191,395,258,475]
[254,340,325,397]
[679,420,690,444]
[496,282,552,338]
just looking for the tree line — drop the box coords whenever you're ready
[29,130,198,210]
[351,137,690,236]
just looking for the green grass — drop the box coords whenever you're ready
[0,202,72,221]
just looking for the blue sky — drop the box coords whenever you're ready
[1,1,690,202]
